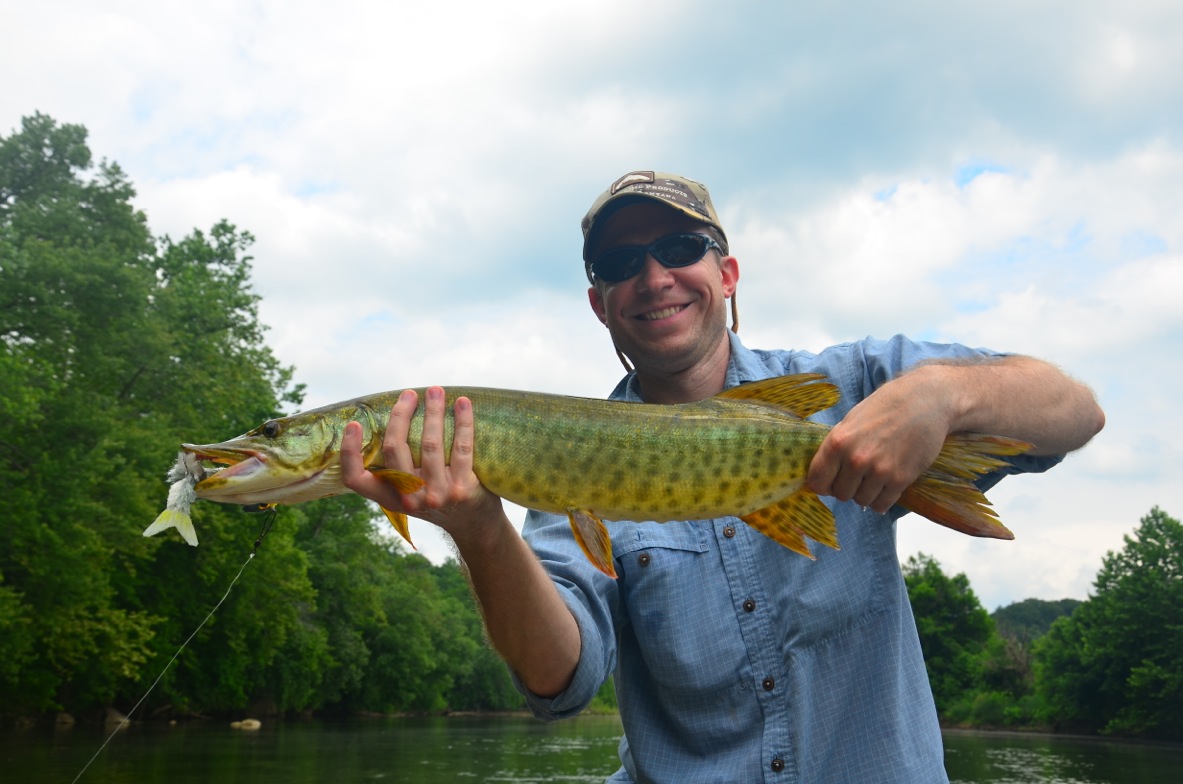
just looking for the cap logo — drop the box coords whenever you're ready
[610,171,656,194]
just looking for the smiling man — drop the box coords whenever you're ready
[341,170,1104,783]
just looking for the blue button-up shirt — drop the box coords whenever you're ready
[516,333,1061,783]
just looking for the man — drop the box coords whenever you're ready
[341,171,1104,782]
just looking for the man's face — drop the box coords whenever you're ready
[587,202,738,376]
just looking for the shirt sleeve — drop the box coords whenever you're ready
[512,509,619,720]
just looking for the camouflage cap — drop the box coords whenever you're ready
[581,171,728,279]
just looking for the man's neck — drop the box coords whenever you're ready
[634,335,733,404]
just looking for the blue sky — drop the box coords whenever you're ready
[4,0,1181,609]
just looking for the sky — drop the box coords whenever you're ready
[3,0,1181,611]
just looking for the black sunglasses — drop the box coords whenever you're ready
[590,233,724,283]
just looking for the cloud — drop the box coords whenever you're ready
[5,0,1183,608]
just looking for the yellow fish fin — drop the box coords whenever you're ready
[567,509,616,579]
[368,468,426,494]
[379,505,416,549]
[740,486,840,557]
[715,373,839,419]
[895,431,1029,539]
[899,474,1015,540]
[369,468,423,548]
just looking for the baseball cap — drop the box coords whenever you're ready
[581,171,729,276]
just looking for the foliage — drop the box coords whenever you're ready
[0,113,522,721]
[992,598,1081,643]
[903,553,993,716]
[1033,507,1183,739]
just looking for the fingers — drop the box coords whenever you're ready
[384,389,420,472]
[451,395,475,475]
[808,428,909,515]
[341,420,406,510]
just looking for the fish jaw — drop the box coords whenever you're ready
[182,441,339,506]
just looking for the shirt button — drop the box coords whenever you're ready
[742,599,756,613]
[723,525,736,538]
[637,552,651,567]
[762,677,775,691]
[770,758,785,773]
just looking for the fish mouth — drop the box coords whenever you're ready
[181,442,327,502]
[182,443,265,487]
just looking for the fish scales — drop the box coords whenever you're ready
[146,374,1031,578]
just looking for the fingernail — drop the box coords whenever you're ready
[428,386,444,402]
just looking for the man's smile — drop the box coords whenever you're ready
[637,304,689,322]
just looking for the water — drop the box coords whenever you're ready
[9,715,1182,783]
[943,730,1183,783]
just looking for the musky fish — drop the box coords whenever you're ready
[145,374,1030,577]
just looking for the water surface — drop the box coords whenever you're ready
[11,715,1182,783]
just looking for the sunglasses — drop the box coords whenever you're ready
[590,233,724,283]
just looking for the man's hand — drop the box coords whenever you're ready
[340,386,503,540]
[807,366,956,514]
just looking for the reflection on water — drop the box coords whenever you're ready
[7,715,1182,783]
[944,729,1183,784]
[8,714,626,784]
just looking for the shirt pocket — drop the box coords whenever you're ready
[612,521,749,696]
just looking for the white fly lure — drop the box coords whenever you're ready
[143,451,208,546]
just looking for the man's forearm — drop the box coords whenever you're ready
[916,355,1105,455]
[449,513,582,699]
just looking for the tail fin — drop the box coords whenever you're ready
[899,432,1032,539]
[143,508,199,546]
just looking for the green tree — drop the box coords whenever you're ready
[1,112,517,721]
[1034,507,1183,739]
[903,553,993,718]
[0,113,310,716]
[992,598,1081,643]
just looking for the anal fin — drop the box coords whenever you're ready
[740,487,840,558]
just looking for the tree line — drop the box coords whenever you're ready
[904,506,1183,740]
[2,114,1178,740]
[0,113,531,721]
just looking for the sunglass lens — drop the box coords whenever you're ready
[592,248,644,282]
[653,234,709,266]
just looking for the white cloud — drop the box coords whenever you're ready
[4,0,1183,609]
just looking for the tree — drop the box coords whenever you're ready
[0,113,307,716]
[1034,507,1183,739]
[1,113,519,721]
[903,553,993,717]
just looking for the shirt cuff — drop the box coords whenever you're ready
[512,585,609,721]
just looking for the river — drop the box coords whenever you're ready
[10,714,1182,783]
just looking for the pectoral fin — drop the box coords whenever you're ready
[740,486,840,558]
[379,506,416,549]
[567,509,616,579]
[368,469,424,548]
[368,468,426,494]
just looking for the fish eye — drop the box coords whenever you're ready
[262,420,281,438]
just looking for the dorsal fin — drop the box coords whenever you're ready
[715,373,839,419]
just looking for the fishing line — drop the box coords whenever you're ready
[69,511,276,784]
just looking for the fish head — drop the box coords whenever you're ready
[184,406,364,506]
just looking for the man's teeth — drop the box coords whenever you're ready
[641,306,684,321]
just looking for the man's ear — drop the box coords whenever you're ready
[588,285,608,325]
[720,255,739,297]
